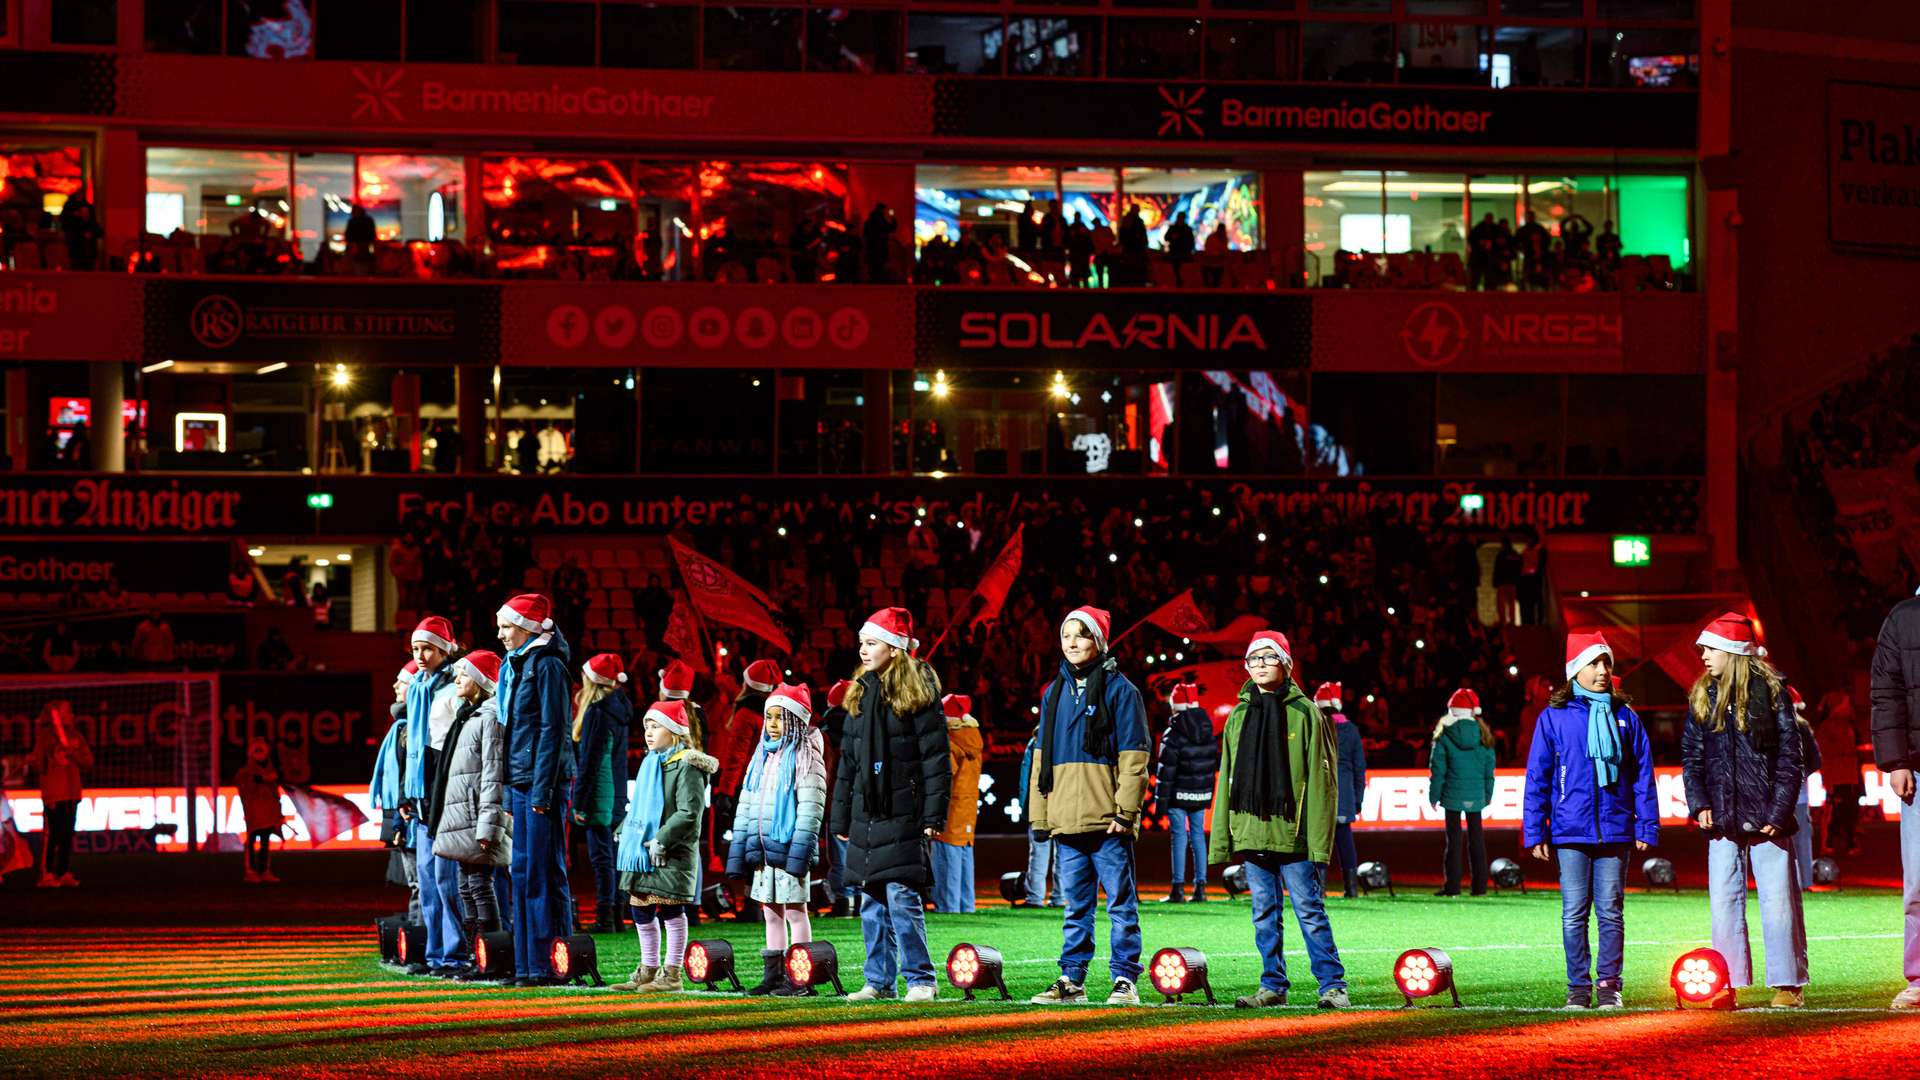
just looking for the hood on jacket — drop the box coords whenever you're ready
[675,748,720,774]
[1438,716,1483,749]
[947,715,980,730]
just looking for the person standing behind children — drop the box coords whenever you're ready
[1787,686,1821,891]
[728,684,828,994]
[832,607,950,1003]
[572,654,633,934]
[820,679,858,917]
[1317,683,1367,898]
[235,737,283,884]
[612,699,718,993]
[1524,632,1659,1010]
[1430,688,1497,897]
[29,701,91,889]
[1210,630,1349,1010]
[1019,725,1057,907]
[932,694,983,914]
[494,593,576,987]
[1681,613,1808,1008]
[1028,606,1149,1007]
[431,650,510,982]
[372,661,421,922]
[1156,681,1217,904]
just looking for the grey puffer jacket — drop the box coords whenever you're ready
[433,697,512,867]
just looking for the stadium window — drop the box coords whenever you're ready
[354,155,466,244]
[1465,173,1524,230]
[145,0,220,53]
[1482,25,1585,87]
[1597,0,1695,17]
[1383,172,1470,268]
[601,3,697,68]
[292,152,354,260]
[1177,371,1314,477]
[1206,19,1299,81]
[806,7,902,75]
[144,146,293,241]
[315,0,401,60]
[906,14,1004,76]
[227,1,314,58]
[698,161,847,282]
[405,0,486,63]
[642,371,775,475]
[1107,18,1203,80]
[1120,168,1261,253]
[1565,376,1703,476]
[1590,27,1699,87]
[1,141,91,222]
[1006,15,1099,78]
[1406,0,1488,13]
[496,0,596,67]
[1115,0,1195,9]
[1048,374,1167,477]
[1497,0,1580,16]
[52,0,116,45]
[481,156,647,272]
[778,372,868,476]
[1302,170,1370,281]
[1209,0,1298,11]
[627,162,696,281]
[1435,376,1562,477]
[913,164,1061,262]
[703,6,804,72]
[1309,0,1388,10]
[1613,173,1691,274]
[1301,21,1393,82]
[1310,373,1436,476]
[1398,21,1486,85]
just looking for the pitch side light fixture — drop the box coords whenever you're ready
[1671,948,1733,1010]
[786,942,845,996]
[1489,857,1525,893]
[1812,857,1840,887]
[1356,861,1395,897]
[396,923,426,968]
[946,943,1011,1001]
[1148,947,1214,1005]
[474,930,514,979]
[685,940,742,991]
[1393,948,1461,1007]
[999,871,1027,905]
[1642,857,1678,893]
[1222,863,1247,897]
[551,934,604,987]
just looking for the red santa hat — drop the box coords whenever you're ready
[583,653,628,688]
[1060,606,1112,654]
[1245,629,1293,666]
[1168,682,1201,711]
[942,693,974,721]
[826,679,851,709]
[455,650,501,694]
[497,593,553,634]
[1788,685,1806,714]
[411,615,456,654]
[396,659,420,684]
[644,699,691,736]
[767,683,813,724]
[742,659,782,693]
[1313,682,1343,711]
[1564,631,1614,681]
[860,607,920,652]
[1696,612,1756,656]
[1448,687,1482,719]
[657,659,694,700]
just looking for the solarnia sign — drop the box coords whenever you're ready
[917,291,1310,369]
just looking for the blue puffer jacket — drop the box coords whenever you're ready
[1522,697,1659,848]
[1333,714,1367,822]
[727,725,828,878]
[501,630,576,811]
[1681,676,1802,838]
[570,690,631,826]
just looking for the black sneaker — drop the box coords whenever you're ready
[1564,987,1593,1010]
[1595,985,1624,1009]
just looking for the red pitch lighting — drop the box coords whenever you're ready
[1393,948,1461,1007]
[1148,947,1213,1005]
[785,942,844,996]
[945,943,1009,1001]
[685,940,741,991]
[1671,948,1733,1009]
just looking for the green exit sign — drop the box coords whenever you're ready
[1612,534,1652,567]
[1459,493,1485,512]
[306,493,334,510]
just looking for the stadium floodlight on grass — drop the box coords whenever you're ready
[1393,948,1461,1008]
[1671,948,1733,1009]
[946,943,1011,1001]
[396,923,426,968]
[701,882,737,919]
[1000,872,1028,905]
[685,940,742,991]
[786,942,845,996]
[551,935,604,986]
[1148,947,1214,1005]
[1356,861,1395,897]
[474,931,514,980]
[375,916,416,963]
[1222,864,1248,897]
[1642,857,1679,893]
[1813,858,1841,888]
[1489,857,1525,893]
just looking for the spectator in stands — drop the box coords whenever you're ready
[1869,590,1920,1009]
[255,628,296,672]
[344,204,377,251]
[1430,688,1496,896]
[30,701,92,888]
[58,195,103,272]
[550,556,591,642]
[40,621,79,674]
[1203,222,1229,287]
[931,693,982,914]
[94,575,131,609]
[1515,211,1552,291]
[1320,683,1367,898]
[1493,535,1523,626]
[1595,220,1623,268]
[227,560,259,605]
[1065,215,1093,288]
[431,649,508,981]
[495,593,576,986]
[130,610,176,671]
[1164,212,1195,286]
[1468,212,1500,290]
[1116,207,1148,287]
[235,737,283,884]
[1814,690,1861,856]
[571,653,632,934]
[1155,681,1216,904]
[636,575,672,644]
[1089,218,1115,287]
[863,204,896,284]
[1561,212,1595,264]
[729,684,829,994]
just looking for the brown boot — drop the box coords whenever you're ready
[638,965,684,993]
[611,964,658,992]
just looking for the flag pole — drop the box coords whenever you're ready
[1109,589,1194,648]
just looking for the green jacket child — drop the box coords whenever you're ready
[1209,679,1339,867]
[1428,710,1497,814]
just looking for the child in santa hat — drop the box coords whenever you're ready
[612,700,719,993]
[371,660,422,922]
[430,650,511,981]
[572,653,633,934]
[1429,688,1496,897]
[932,693,983,914]
[234,737,283,885]
[1028,605,1149,1006]
[1523,632,1659,1010]
[403,616,467,976]
[727,683,829,994]
[1681,613,1808,1007]
[1210,630,1348,1010]
[1155,682,1217,904]
[1316,683,1368,899]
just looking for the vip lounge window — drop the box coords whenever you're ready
[703,6,804,72]
[906,14,1003,75]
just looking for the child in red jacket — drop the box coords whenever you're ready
[235,737,284,884]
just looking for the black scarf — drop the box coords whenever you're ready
[1229,687,1296,821]
[1037,656,1114,796]
[855,673,893,817]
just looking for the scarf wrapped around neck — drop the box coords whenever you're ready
[616,748,669,873]
[743,726,802,845]
[1572,683,1622,788]
[492,635,539,727]
[1037,655,1114,796]
[1229,686,1297,821]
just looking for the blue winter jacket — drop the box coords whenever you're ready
[1522,698,1659,848]
[570,690,632,826]
[501,630,576,811]
[1333,715,1367,822]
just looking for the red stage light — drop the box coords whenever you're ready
[1671,948,1733,1009]
[1393,948,1461,1007]
[551,935,603,986]
[945,943,1009,1001]
[1148,947,1213,1004]
[785,942,844,995]
[685,940,742,991]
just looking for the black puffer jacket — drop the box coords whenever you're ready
[1681,675,1802,838]
[830,669,951,889]
[1871,597,1920,771]
[1155,706,1219,810]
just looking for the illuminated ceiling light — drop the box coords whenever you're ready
[685,939,741,991]
[247,547,265,558]
[776,527,787,537]
[1211,507,1222,517]
[1394,948,1461,1007]
[331,365,351,389]
[785,942,844,996]
[1508,665,1520,677]
[1319,574,1330,585]
[336,553,352,562]
[1671,948,1733,1009]
[1148,947,1214,1005]
[550,934,603,986]
[257,362,289,374]
[315,559,330,567]
[1133,517,1144,528]
[1356,861,1394,897]
[1050,371,1069,399]
[1257,532,1268,542]
[141,360,175,373]
[945,943,1010,1001]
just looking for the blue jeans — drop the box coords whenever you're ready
[858,881,936,991]
[584,824,618,908]
[1708,833,1808,989]
[1054,831,1143,984]
[414,821,467,968]
[494,865,514,934]
[828,834,855,899]
[1793,796,1814,891]
[1333,822,1360,882]
[1167,808,1208,886]
[1902,787,1920,988]
[1242,851,1346,995]
[930,841,975,913]
[508,786,573,978]
[1026,834,1056,906]
[1556,843,1625,991]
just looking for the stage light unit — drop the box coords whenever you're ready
[1356,861,1395,897]
[1671,948,1733,1009]
[551,934,604,986]
[395,922,426,967]
[474,930,513,979]
[1393,947,1460,1007]
[1222,863,1247,897]
[1489,857,1525,892]
[1148,947,1214,1005]
[1812,858,1840,887]
[786,941,845,995]
[685,940,742,991]
[1642,857,1678,893]
[999,871,1028,905]
[946,943,1010,1001]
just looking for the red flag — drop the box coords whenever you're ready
[968,526,1025,629]
[284,785,368,849]
[0,820,34,877]
[1187,614,1268,646]
[669,538,793,654]
[662,599,710,673]
[1141,589,1214,638]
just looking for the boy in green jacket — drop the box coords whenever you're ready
[1209,629,1349,1009]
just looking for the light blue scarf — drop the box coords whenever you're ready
[369,720,403,809]
[1572,683,1622,788]
[616,748,668,874]
[743,728,801,846]
[493,635,538,728]
[402,666,446,799]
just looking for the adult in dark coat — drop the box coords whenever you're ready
[494,594,576,985]
[1869,593,1920,1009]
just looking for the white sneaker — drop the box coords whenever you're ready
[1892,984,1920,1010]
[903,984,937,1003]
[846,984,894,1002]
[1106,978,1140,1006]
[1031,976,1087,1005]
